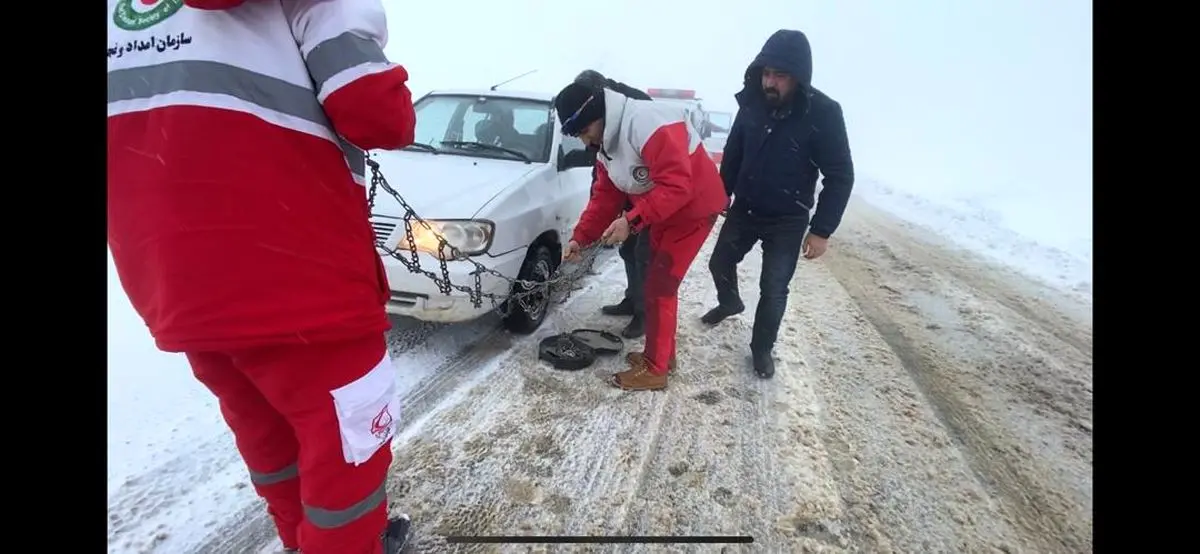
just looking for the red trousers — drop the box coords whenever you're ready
[187,334,396,554]
[643,215,717,374]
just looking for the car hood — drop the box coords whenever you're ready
[367,150,542,219]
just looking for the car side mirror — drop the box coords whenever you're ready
[559,148,595,171]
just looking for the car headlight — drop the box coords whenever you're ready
[388,219,494,257]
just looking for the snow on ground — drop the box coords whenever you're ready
[196,206,1089,553]
[853,178,1092,302]
[109,180,1092,553]
[107,251,223,497]
[280,209,1087,552]
[107,250,251,552]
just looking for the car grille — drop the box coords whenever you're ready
[387,290,425,308]
[370,217,399,242]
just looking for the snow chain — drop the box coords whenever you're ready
[365,156,606,318]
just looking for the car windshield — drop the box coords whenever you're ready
[707,111,733,134]
[408,94,553,163]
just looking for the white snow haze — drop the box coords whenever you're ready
[107,0,1091,551]
[387,0,1092,292]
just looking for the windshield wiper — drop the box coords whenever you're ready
[440,141,531,163]
[403,141,439,153]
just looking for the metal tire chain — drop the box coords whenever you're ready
[364,157,606,318]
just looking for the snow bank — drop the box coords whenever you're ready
[852,178,1092,301]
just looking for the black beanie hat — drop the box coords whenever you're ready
[574,69,606,88]
[555,81,605,136]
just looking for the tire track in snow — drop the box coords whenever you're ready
[371,230,846,553]
[820,201,1092,552]
[606,388,670,548]
[827,253,1072,552]
[596,243,845,552]
[851,205,1092,357]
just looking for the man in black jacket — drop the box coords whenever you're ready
[573,70,654,339]
[701,30,855,378]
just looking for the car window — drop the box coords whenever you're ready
[708,111,733,133]
[512,108,548,134]
[560,134,587,155]
[461,105,489,143]
[411,96,458,145]
[511,107,553,160]
[411,95,554,163]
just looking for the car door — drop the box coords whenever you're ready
[555,133,594,238]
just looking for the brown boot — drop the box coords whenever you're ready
[625,352,677,375]
[610,353,668,391]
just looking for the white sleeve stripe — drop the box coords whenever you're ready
[305,31,389,91]
[316,61,398,103]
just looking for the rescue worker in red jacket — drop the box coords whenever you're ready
[556,81,726,391]
[107,1,415,552]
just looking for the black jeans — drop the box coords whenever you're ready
[708,209,809,352]
[619,228,652,315]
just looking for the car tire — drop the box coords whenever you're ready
[501,243,558,334]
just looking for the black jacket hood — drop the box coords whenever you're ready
[738,30,813,108]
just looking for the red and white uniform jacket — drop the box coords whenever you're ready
[571,89,727,246]
[107,0,416,352]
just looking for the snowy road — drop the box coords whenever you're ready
[813,201,1091,552]
[108,199,1091,553]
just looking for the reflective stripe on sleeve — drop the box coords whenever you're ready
[108,60,366,184]
[304,31,389,95]
[108,60,329,129]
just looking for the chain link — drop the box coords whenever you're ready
[545,334,584,359]
[365,156,608,318]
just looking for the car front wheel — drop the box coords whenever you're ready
[501,243,557,334]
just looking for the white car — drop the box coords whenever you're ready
[367,88,595,333]
[703,111,732,166]
[646,88,712,139]
[703,133,728,166]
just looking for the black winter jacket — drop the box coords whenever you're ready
[720,30,855,237]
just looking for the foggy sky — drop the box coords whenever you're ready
[382,0,1092,236]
